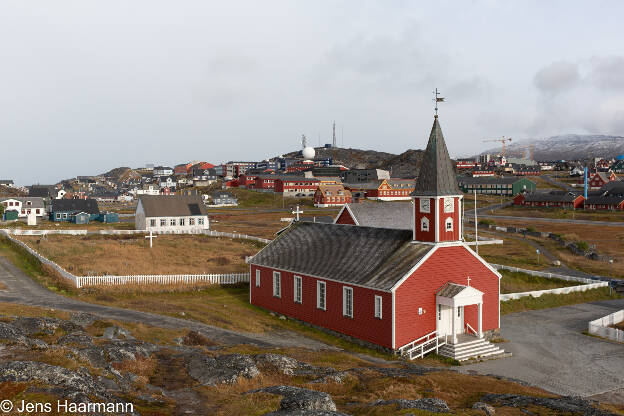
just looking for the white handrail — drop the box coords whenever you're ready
[465,322,478,336]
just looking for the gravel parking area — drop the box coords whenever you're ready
[461,299,624,400]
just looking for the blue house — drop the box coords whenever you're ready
[98,212,119,223]
[50,199,100,222]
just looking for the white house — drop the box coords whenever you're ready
[158,176,177,190]
[135,195,209,233]
[0,197,46,218]
[153,166,173,176]
[136,184,160,196]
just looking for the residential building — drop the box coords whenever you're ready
[0,197,46,218]
[135,195,209,233]
[49,199,100,222]
[136,184,160,196]
[589,172,618,189]
[249,115,502,355]
[207,191,238,207]
[0,180,14,188]
[513,192,584,209]
[583,196,624,211]
[153,166,173,176]
[342,169,390,183]
[313,184,352,207]
[457,177,536,196]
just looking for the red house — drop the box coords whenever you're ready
[583,196,624,210]
[249,116,505,361]
[589,172,618,189]
[514,192,584,209]
[314,184,352,207]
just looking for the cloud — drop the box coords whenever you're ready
[589,56,624,90]
[533,61,580,96]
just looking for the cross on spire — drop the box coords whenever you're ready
[467,276,471,287]
[433,88,445,117]
[292,205,303,221]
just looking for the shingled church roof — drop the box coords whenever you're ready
[251,221,433,291]
[411,116,461,197]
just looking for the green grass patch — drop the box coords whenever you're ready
[501,287,620,315]
[500,270,579,294]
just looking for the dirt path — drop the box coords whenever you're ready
[0,253,332,350]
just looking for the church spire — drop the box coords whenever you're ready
[411,116,460,197]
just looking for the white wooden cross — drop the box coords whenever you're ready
[145,230,157,248]
[292,205,303,222]
[467,276,471,287]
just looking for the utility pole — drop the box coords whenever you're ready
[474,189,478,255]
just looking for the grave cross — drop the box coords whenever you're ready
[292,205,303,222]
[145,230,157,248]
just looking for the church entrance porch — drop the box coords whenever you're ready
[436,282,484,344]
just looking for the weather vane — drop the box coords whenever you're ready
[433,88,445,116]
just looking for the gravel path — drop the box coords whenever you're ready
[0,253,332,350]
[461,299,624,398]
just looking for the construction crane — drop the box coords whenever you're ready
[482,136,512,156]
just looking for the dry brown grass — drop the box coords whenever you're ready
[474,231,549,270]
[490,220,624,278]
[16,234,263,276]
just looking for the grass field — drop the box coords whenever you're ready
[501,287,620,315]
[1,218,136,230]
[15,234,264,276]
[472,231,549,270]
[210,209,339,239]
[499,270,579,293]
[487,219,624,279]
[491,205,624,222]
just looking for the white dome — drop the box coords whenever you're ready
[302,147,315,160]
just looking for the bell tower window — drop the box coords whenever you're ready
[421,217,429,232]
[445,217,453,231]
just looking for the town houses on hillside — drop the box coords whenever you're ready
[249,115,506,361]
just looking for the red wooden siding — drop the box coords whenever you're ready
[394,246,499,348]
[414,198,435,242]
[437,197,461,242]
[335,209,356,225]
[250,265,393,348]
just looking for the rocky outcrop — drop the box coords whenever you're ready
[481,394,617,416]
[472,401,496,415]
[187,353,260,386]
[0,361,106,399]
[249,385,338,414]
[370,398,450,413]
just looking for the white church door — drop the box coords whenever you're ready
[437,304,464,338]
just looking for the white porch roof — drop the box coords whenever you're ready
[436,282,483,307]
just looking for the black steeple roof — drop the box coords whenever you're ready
[411,116,461,196]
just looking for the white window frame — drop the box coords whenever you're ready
[170,218,176,226]
[374,295,383,319]
[198,217,204,225]
[445,217,453,231]
[160,218,166,226]
[189,218,195,226]
[444,197,454,213]
[150,219,156,227]
[273,271,281,298]
[179,218,185,226]
[293,275,302,303]
[317,281,326,310]
[419,198,430,213]
[421,217,429,232]
[343,286,353,318]
[255,269,261,287]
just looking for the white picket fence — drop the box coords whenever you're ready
[493,264,609,301]
[2,228,271,243]
[0,230,250,289]
[588,310,624,342]
[76,273,249,288]
[492,264,598,284]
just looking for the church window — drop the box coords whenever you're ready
[421,217,429,232]
[150,219,156,227]
[343,287,353,318]
[255,269,260,287]
[273,272,281,298]
[420,198,430,213]
[294,276,302,303]
[445,217,453,231]
[317,281,326,310]
[160,219,166,226]
[374,296,382,319]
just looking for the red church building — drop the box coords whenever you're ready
[249,115,505,361]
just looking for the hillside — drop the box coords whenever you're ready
[481,134,624,161]
[103,166,142,182]
[282,147,424,178]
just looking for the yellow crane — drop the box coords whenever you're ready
[482,136,512,156]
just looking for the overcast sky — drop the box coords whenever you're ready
[2,1,624,185]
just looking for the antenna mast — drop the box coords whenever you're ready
[332,121,336,148]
